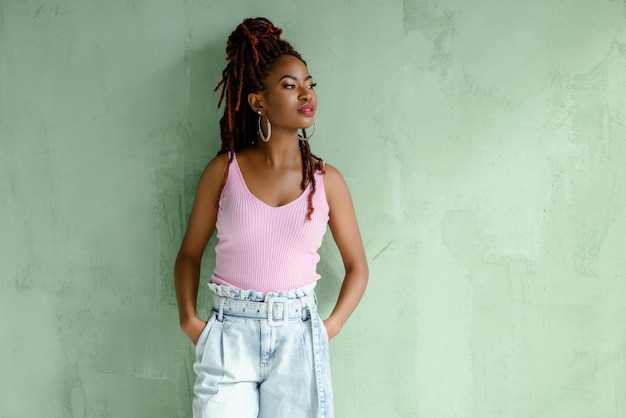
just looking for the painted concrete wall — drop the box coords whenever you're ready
[1,0,625,417]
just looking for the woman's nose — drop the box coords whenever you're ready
[299,86,312,101]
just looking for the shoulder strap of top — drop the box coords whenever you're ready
[226,152,245,188]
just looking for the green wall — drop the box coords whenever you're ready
[1,0,625,417]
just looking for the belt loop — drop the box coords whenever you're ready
[310,292,318,314]
[299,294,308,320]
[217,297,225,322]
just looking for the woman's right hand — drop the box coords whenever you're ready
[181,316,208,345]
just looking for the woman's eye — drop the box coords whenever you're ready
[308,83,317,89]
[283,84,295,89]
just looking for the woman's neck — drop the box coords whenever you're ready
[252,130,301,168]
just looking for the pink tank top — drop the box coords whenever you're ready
[211,153,329,294]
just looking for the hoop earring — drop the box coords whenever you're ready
[298,121,316,141]
[258,111,271,142]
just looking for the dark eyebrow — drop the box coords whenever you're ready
[278,75,313,82]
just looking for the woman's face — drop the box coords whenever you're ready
[255,54,317,132]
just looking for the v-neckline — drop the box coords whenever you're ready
[232,153,309,209]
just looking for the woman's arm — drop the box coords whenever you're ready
[322,164,369,340]
[174,154,229,344]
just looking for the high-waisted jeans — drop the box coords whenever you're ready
[192,282,333,418]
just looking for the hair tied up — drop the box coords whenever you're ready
[245,17,283,40]
[225,18,283,65]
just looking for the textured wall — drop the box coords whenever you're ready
[1,0,625,417]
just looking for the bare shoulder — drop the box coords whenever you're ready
[198,153,229,185]
[203,152,230,177]
[321,162,353,205]
[191,153,230,206]
[322,162,346,184]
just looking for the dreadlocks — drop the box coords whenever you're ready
[214,17,324,220]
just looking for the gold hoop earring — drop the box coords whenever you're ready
[257,111,271,142]
[298,121,316,140]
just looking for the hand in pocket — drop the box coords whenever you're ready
[183,317,208,345]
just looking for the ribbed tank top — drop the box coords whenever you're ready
[211,153,329,295]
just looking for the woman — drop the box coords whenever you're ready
[174,17,368,418]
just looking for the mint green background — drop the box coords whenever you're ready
[1,1,625,417]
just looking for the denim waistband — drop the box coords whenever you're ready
[208,283,318,326]
[208,282,317,301]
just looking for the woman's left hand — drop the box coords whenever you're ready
[323,317,341,341]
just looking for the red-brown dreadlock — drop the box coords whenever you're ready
[214,17,324,220]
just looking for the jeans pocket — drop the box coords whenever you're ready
[195,315,216,358]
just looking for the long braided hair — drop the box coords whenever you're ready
[214,17,324,220]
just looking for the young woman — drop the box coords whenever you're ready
[174,17,368,418]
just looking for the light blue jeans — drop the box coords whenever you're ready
[192,283,333,418]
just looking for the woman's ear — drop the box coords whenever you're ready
[248,92,264,114]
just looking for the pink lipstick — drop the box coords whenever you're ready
[297,104,315,116]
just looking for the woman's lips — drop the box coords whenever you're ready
[297,104,315,115]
